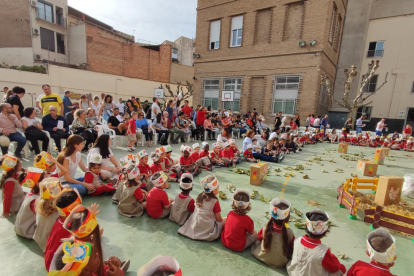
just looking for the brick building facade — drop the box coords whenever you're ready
[193,0,346,124]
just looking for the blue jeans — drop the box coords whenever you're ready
[253,152,275,162]
[62,177,87,196]
[376,130,382,136]
[103,113,110,121]
[356,127,362,134]
[0,132,27,157]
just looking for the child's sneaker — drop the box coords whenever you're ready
[120,260,130,274]
[127,147,134,152]
[131,146,136,150]
[278,155,285,162]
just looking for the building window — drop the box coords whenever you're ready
[203,79,220,110]
[56,6,64,26]
[333,15,342,51]
[272,76,300,114]
[328,4,337,44]
[209,20,221,50]
[412,82,414,94]
[356,106,373,121]
[38,1,54,23]
[367,41,384,57]
[223,78,242,112]
[56,33,65,54]
[230,16,243,47]
[363,75,378,93]
[40,27,55,52]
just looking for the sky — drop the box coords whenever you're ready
[68,0,197,44]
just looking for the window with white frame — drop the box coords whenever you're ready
[367,41,384,57]
[209,20,221,50]
[363,75,378,93]
[356,106,373,121]
[222,78,241,112]
[230,16,243,47]
[272,76,300,115]
[203,79,220,110]
[38,1,54,23]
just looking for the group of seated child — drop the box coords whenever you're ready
[0,140,399,275]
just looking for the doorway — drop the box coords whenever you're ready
[406,108,414,129]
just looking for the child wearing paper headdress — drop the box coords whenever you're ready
[118,164,147,217]
[209,142,228,167]
[150,151,177,186]
[243,144,258,163]
[157,146,180,181]
[347,228,396,276]
[44,188,83,272]
[222,141,241,165]
[287,210,346,276]
[84,153,116,196]
[164,145,181,176]
[34,151,67,178]
[169,173,195,226]
[251,198,294,267]
[178,174,223,241]
[229,139,243,163]
[221,189,257,251]
[359,136,369,147]
[405,137,414,151]
[14,167,44,239]
[0,154,24,218]
[137,255,181,276]
[191,143,213,171]
[136,150,153,190]
[34,177,63,252]
[146,172,174,219]
[62,205,129,275]
[179,145,202,176]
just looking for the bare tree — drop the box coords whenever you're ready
[157,81,194,111]
[322,60,388,127]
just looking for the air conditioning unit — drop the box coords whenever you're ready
[32,28,39,35]
[31,1,37,7]
[34,54,41,61]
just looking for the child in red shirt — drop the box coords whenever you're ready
[164,145,181,176]
[221,190,256,251]
[200,142,210,158]
[243,144,257,162]
[127,112,138,152]
[405,137,414,151]
[229,140,242,164]
[137,150,152,190]
[34,152,66,178]
[169,173,195,226]
[0,155,24,218]
[146,172,174,219]
[191,143,212,171]
[347,228,396,276]
[251,198,294,268]
[180,145,201,176]
[210,142,228,167]
[84,153,116,196]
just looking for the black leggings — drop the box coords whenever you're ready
[205,129,215,140]
[197,124,204,140]
[79,130,96,150]
[25,132,49,154]
[50,131,70,152]
[156,130,169,144]
[142,128,153,142]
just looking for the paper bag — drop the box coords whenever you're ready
[356,160,378,177]
[375,176,404,206]
[373,148,386,165]
[250,162,269,186]
[338,143,348,153]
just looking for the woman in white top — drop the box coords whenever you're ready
[56,134,92,196]
[87,134,121,182]
[254,131,269,149]
[217,128,231,144]
[21,107,50,154]
[91,96,101,115]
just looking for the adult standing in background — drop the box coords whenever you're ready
[151,97,161,123]
[79,95,91,112]
[181,100,193,118]
[98,94,115,121]
[355,114,365,134]
[295,115,301,128]
[21,107,49,154]
[2,87,12,103]
[166,99,175,121]
[35,92,44,114]
[62,90,74,116]
[143,100,151,120]
[42,106,70,152]
[0,103,26,159]
[40,84,63,116]
[375,118,387,136]
[313,115,321,128]
[305,115,311,127]
[7,86,25,120]
[91,96,101,116]
[274,111,282,132]
[196,106,208,141]
[124,100,138,122]
[320,114,329,137]
[173,97,180,121]
[116,98,125,115]
[344,117,353,133]
[310,114,315,126]
[131,96,142,110]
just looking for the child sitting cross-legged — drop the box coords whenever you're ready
[179,145,201,176]
[164,145,181,176]
[191,143,213,171]
[287,210,346,276]
[136,150,153,191]
[222,142,241,165]
[156,146,179,182]
[243,144,258,163]
[146,172,174,219]
[347,228,396,276]
[262,141,280,163]
[84,153,116,196]
[229,139,243,164]
[251,198,294,268]
[210,142,228,167]
[14,167,44,239]
[118,164,147,218]
[0,155,25,218]
[34,151,67,178]
[178,174,223,241]
[169,173,195,226]
[221,189,257,251]
[113,154,137,204]
[34,177,63,252]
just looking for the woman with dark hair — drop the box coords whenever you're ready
[344,117,353,133]
[151,113,169,145]
[56,135,93,195]
[166,99,175,121]
[7,86,25,120]
[21,107,49,154]
[97,94,114,121]
[255,131,269,149]
[243,130,276,162]
[217,128,231,144]
[173,99,181,121]
[295,115,301,128]
[70,109,97,151]
[136,111,153,147]
[196,106,208,140]
[87,134,121,182]
[124,100,137,122]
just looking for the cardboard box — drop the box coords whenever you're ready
[380,147,390,157]
[250,162,269,186]
[338,143,348,153]
[356,160,378,177]
[373,148,386,165]
[375,176,404,206]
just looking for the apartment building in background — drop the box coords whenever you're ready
[331,0,414,132]
[193,0,346,122]
[162,36,196,67]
